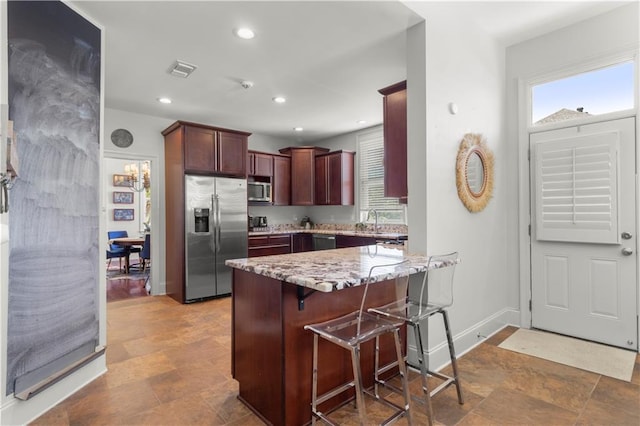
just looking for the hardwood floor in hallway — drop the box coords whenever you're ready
[31,296,640,425]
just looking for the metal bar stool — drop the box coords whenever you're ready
[304,260,413,425]
[368,252,463,426]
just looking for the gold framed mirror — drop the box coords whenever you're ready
[456,133,494,212]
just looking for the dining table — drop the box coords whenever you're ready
[109,236,145,273]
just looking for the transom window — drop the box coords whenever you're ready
[357,127,406,224]
[531,61,635,126]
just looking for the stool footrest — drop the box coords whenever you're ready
[406,364,460,399]
[315,381,355,406]
[362,388,410,426]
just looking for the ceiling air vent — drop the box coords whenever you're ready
[169,60,197,78]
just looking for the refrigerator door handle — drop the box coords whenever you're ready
[211,194,217,250]
[214,194,221,253]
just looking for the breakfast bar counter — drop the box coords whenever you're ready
[226,246,443,425]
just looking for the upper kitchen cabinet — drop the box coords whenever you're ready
[279,146,329,206]
[247,150,274,177]
[162,121,250,178]
[272,154,291,206]
[315,150,355,205]
[378,81,407,200]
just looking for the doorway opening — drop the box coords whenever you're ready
[105,156,152,302]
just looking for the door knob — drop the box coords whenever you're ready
[622,248,633,256]
[621,232,632,240]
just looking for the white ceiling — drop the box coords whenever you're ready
[73,1,627,143]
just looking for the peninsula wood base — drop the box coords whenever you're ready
[231,269,404,426]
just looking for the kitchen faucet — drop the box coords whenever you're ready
[367,209,379,233]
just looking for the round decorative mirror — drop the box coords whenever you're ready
[456,133,494,212]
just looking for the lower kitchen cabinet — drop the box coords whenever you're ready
[248,234,291,257]
[292,233,313,253]
[335,234,377,248]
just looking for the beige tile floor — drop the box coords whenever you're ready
[32,296,640,425]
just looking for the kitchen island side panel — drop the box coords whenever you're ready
[232,269,284,425]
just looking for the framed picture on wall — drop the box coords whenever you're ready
[113,208,134,221]
[113,174,131,187]
[113,191,133,204]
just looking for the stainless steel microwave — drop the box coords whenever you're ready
[248,181,272,202]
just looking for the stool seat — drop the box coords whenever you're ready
[306,311,399,348]
[304,261,413,426]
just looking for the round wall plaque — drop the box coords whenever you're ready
[110,128,134,148]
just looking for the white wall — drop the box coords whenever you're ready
[506,2,640,329]
[404,3,514,367]
[104,108,173,296]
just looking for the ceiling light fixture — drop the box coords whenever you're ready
[293,127,304,132]
[235,27,255,40]
[272,96,286,104]
[158,97,172,104]
[357,120,367,125]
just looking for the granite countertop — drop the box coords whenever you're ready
[248,228,408,240]
[226,245,457,292]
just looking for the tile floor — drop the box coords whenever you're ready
[31,296,640,425]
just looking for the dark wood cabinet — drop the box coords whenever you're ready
[279,147,329,206]
[378,81,407,200]
[247,151,273,177]
[218,131,249,176]
[164,120,249,178]
[292,233,313,253]
[315,150,355,205]
[335,234,377,248]
[183,125,216,173]
[162,120,250,303]
[272,154,291,206]
[248,234,291,257]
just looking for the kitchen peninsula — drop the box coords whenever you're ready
[226,245,444,425]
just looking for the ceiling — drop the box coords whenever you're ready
[73,1,627,143]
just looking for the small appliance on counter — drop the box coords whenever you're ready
[249,215,268,231]
[300,216,313,229]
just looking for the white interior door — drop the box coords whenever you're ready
[530,117,637,350]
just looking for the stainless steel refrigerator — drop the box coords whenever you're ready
[185,175,247,301]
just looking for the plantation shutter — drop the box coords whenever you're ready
[533,131,619,244]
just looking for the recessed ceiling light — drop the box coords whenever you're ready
[158,97,172,104]
[357,120,367,125]
[272,96,286,104]
[293,127,304,132]
[235,27,255,40]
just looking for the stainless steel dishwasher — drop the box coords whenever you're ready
[312,234,336,250]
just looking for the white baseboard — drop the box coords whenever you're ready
[407,308,520,371]
[0,354,107,426]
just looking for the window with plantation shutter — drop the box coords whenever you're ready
[358,128,406,224]
[533,131,619,244]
